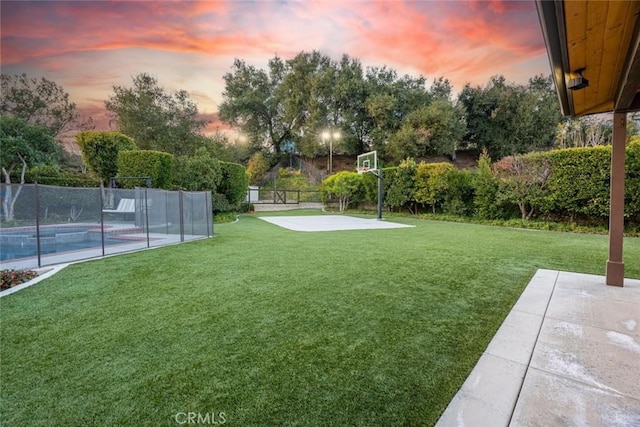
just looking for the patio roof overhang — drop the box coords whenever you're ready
[536,0,640,287]
[536,0,640,117]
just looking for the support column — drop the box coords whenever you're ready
[606,112,626,286]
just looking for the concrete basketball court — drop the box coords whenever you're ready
[258,215,414,232]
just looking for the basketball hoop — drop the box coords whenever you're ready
[357,151,377,175]
[356,150,383,220]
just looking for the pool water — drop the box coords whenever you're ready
[0,227,135,261]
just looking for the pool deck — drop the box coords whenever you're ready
[435,269,640,426]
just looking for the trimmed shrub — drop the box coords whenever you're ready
[361,169,384,204]
[493,153,552,220]
[321,171,363,212]
[76,131,136,183]
[320,143,640,225]
[484,143,640,224]
[246,152,269,185]
[414,162,455,213]
[443,169,475,215]
[385,158,417,213]
[544,146,611,221]
[117,150,173,189]
[212,192,232,214]
[473,149,501,219]
[25,165,101,188]
[219,162,249,207]
[173,148,222,192]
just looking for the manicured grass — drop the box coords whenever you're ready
[1,211,639,426]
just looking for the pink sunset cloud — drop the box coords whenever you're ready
[340,1,546,86]
[1,0,550,135]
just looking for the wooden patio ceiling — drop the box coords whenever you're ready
[537,0,640,117]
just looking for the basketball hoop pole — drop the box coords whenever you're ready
[368,166,383,220]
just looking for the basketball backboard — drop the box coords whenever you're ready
[357,151,377,174]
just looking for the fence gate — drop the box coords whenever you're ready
[275,190,287,204]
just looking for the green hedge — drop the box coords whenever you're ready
[362,167,396,205]
[544,146,612,220]
[76,131,136,183]
[442,169,475,216]
[487,143,640,223]
[515,142,639,222]
[415,162,455,213]
[173,149,222,193]
[353,143,640,226]
[117,150,174,189]
[626,142,640,222]
[361,161,472,215]
[219,161,249,207]
[26,166,101,188]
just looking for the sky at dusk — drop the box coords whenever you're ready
[1,0,551,135]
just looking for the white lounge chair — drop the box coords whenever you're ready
[102,198,135,218]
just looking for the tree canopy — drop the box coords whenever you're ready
[105,73,208,156]
[219,51,435,158]
[218,52,579,166]
[1,115,60,181]
[1,115,61,220]
[0,74,93,140]
[459,75,562,158]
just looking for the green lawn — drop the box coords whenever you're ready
[1,211,639,426]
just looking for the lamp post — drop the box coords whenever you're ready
[322,130,340,174]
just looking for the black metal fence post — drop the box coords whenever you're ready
[144,187,150,248]
[34,183,41,268]
[100,182,105,256]
[165,190,170,235]
[189,193,194,236]
[206,191,213,237]
[179,191,185,243]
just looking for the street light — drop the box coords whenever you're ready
[322,130,340,174]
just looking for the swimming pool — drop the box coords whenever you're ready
[0,226,138,261]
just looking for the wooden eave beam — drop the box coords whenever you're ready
[615,16,640,113]
[536,0,573,116]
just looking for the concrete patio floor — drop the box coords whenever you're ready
[436,269,640,426]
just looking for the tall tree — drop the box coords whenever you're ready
[459,75,561,158]
[219,57,292,154]
[300,54,370,157]
[388,99,465,162]
[365,67,430,155]
[0,73,93,140]
[429,77,453,101]
[458,76,511,158]
[105,73,208,156]
[332,56,370,155]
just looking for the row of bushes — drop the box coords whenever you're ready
[321,142,640,226]
[11,132,249,214]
